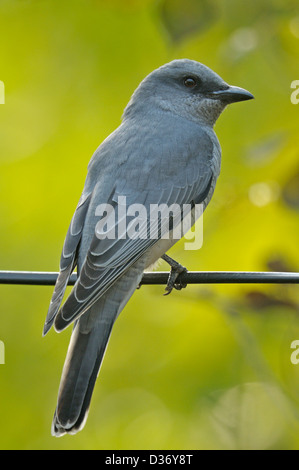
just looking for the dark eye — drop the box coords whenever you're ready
[184,77,197,88]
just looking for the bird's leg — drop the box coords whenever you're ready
[161,254,188,296]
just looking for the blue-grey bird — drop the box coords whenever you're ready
[43,59,253,436]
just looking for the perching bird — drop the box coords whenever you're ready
[43,59,253,436]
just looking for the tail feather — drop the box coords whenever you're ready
[52,317,113,437]
[51,261,145,437]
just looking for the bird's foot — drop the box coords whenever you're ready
[161,254,188,296]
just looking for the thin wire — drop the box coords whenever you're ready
[1,270,299,286]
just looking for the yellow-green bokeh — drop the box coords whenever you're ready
[1,0,299,449]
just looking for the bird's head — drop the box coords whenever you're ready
[123,59,254,126]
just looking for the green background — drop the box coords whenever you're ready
[1,0,299,450]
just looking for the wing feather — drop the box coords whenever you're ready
[54,170,212,332]
[43,193,92,335]
[45,115,219,334]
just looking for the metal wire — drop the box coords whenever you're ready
[1,270,299,286]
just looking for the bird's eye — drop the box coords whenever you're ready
[184,77,197,88]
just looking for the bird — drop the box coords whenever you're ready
[43,59,254,436]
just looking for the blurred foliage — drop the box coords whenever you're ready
[0,0,299,450]
[157,0,217,43]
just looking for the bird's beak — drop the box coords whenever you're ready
[207,85,254,103]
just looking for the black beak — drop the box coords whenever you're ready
[207,85,254,103]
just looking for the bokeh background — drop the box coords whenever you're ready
[1,0,299,450]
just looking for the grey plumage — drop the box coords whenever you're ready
[43,59,253,436]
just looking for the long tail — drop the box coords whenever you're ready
[52,315,113,436]
[51,263,144,437]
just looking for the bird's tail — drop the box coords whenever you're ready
[51,313,113,437]
[52,260,144,437]
[51,261,145,437]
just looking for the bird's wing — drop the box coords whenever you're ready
[45,118,219,334]
[43,192,92,335]
[53,165,213,333]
